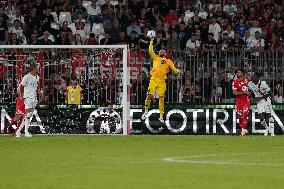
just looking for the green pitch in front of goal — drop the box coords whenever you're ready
[0,135,284,189]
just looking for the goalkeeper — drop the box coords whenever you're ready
[141,38,179,122]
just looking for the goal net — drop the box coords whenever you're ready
[0,45,130,135]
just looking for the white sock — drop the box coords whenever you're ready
[261,120,269,130]
[25,117,31,134]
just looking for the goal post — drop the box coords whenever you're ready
[0,45,130,135]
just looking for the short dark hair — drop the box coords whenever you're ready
[236,67,245,74]
[254,72,262,78]
[30,63,37,71]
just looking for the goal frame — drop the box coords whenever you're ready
[0,45,130,135]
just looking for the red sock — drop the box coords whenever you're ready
[241,110,249,129]
[16,121,22,131]
[10,117,17,126]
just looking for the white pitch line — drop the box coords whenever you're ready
[163,152,283,166]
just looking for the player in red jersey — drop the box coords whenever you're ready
[7,86,26,135]
[232,68,251,136]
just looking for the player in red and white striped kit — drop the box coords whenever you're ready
[7,86,26,135]
[232,68,251,136]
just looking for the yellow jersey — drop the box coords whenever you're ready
[149,40,177,80]
[66,85,82,104]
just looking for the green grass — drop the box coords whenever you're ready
[0,135,284,189]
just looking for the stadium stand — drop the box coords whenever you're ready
[0,0,283,104]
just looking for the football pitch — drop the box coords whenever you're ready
[0,135,284,189]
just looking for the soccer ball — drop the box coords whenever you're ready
[147,30,156,39]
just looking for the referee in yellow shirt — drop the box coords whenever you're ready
[66,78,83,105]
[141,38,179,122]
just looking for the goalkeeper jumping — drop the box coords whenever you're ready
[141,38,179,122]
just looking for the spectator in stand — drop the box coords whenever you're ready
[222,24,235,39]
[74,18,86,39]
[177,21,189,50]
[56,30,71,45]
[102,6,117,33]
[72,33,84,45]
[60,21,72,36]
[110,19,121,44]
[10,9,25,26]
[6,33,20,45]
[165,9,179,26]
[218,32,230,51]
[167,31,181,52]
[27,30,39,45]
[0,6,9,28]
[87,0,102,27]
[202,33,217,52]
[36,30,53,45]
[243,30,255,50]
[209,88,222,104]
[47,0,70,12]
[235,18,249,38]
[118,31,128,44]
[249,20,262,37]
[273,86,283,103]
[138,28,150,50]
[100,33,112,45]
[229,32,245,51]
[127,19,141,37]
[186,33,201,53]
[199,69,212,103]
[154,30,167,51]
[25,8,41,34]
[251,31,265,56]
[128,30,139,50]
[267,32,282,50]
[128,0,145,18]
[274,19,284,40]
[34,0,47,17]
[223,0,237,17]
[8,19,26,44]
[72,0,87,22]
[208,16,221,42]
[85,33,99,45]
[41,8,54,33]
[270,72,283,97]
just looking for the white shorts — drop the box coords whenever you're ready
[257,98,272,114]
[24,97,38,110]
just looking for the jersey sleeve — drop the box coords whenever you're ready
[148,40,158,59]
[21,75,28,86]
[232,80,237,90]
[261,81,270,93]
[168,59,177,73]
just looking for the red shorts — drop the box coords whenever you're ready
[15,97,26,116]
[236,102,250,112]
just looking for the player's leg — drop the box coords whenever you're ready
[264,112,275,136]
[142,79,156,120]
[7,114,21,135]
[240,105,250,136]
[256,101,270,136]
[15,114,25,137]
[24,109,33,137]
[236,105,244,136]
[157,81,166,122]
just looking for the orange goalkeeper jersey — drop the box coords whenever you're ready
[149,41,177,80]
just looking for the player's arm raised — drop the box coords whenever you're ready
[148,39,157,59]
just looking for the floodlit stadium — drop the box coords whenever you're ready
[1,0,284,188]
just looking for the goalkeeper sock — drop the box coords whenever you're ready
[144,99,151,112]
[159,97,164,117]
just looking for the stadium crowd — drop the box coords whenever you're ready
[0,0,284,104]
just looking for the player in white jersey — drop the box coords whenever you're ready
[15,63,40,137]
[248,72,275,136]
